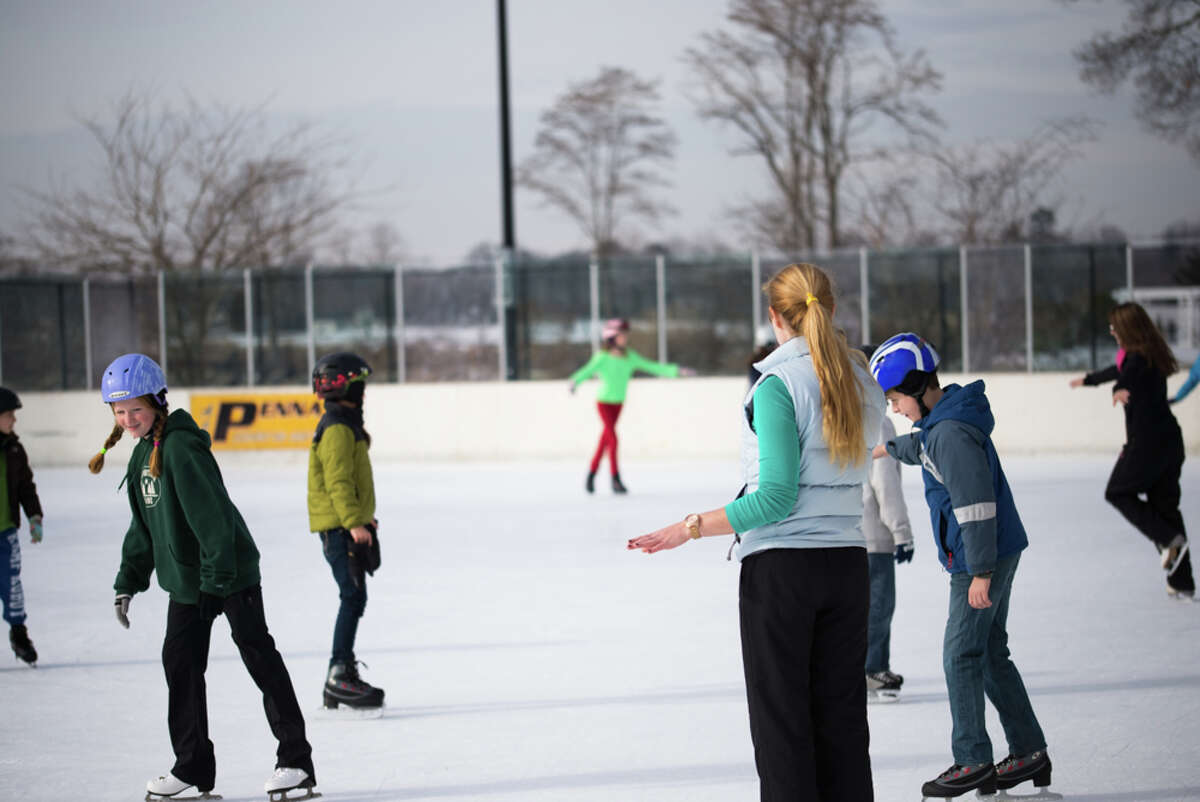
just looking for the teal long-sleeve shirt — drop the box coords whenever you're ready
[725,375,800,532]
[1173,360,1200,403]
[569,348,679,403]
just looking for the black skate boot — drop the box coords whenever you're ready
[9,624,36,665]
[996,750,1052,791]
[882,669,904,687]
[324,661,384,709]
[611,473,628,494]
[920,762,996,799]
[585,472,596,494]
[866,671,901,702]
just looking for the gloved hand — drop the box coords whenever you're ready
[29,516,43,544]
[115,594,132,628]
[895,542,915,564]
[198,591,225,622]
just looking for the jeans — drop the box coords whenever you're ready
[943,551,1045,765]
[162,585,313,790]
[865,553,895,674]
[0,527,25,627]
[740,548,874,802]
[321,529,367,667]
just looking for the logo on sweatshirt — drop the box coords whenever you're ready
[140,467,161,508]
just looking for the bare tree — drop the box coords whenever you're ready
[1066,0,1200,161]
[518,66,677,257]
[22,91,351,274]
[19,91,355,382]
[927,117,1099,244]
[683,0,942,252]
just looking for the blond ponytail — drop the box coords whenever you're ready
[765,263,867,468]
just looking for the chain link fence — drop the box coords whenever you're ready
[2,242,1197,390]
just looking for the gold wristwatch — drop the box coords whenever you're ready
[685,513,702,540]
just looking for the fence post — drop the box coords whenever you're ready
[495,253,508,381]
[959,246,970,373]
[1126,243,1134,295]
[394,265,406,383]
[751,250,761,335]
[656,253,667,363]
[859,248,869,344]
[1024,244,1034,373]
[83,277,93,390]
[243,269,254,387]
[157,271,168,378]
[589,253,600,353]
[304,263,315,375]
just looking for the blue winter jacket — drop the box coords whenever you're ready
[886,380,1027,575]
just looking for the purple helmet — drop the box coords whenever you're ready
[101,353,167,405]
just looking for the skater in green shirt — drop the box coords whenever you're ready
[568,318,690,494]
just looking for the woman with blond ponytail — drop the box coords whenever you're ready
[92,353,317,801]
[629,263,884,801]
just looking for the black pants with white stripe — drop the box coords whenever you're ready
[739,547,874,802]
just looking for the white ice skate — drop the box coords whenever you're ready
[265,767,320,801]
[1161,535,1189,574]
[145,772,222,800]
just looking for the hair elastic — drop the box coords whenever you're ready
[805,292,818,307]
[153,440,160,448]
[99,447,107,455]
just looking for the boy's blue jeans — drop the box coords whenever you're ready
[865,553,895,674]
[320,529,367,667]
[944,551,1045,765]
[0,527,26,627]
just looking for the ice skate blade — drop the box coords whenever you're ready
[145,793,221,801]
[314,702,384,720]
[995,789,1062,800]
[267,788,321,801]
[867,690,900,704]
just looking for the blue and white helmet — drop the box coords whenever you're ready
[868,333,940,395]
[101,353,167,404]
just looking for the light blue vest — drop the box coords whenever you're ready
[735,336,885,560]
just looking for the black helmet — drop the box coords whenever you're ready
[312,352,371,400]
[0,387,20,414]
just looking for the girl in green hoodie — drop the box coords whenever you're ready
[89,353,316,802]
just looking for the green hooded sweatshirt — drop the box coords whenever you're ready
[113,409,261,604]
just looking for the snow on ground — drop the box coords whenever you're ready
[2,455,1199,801]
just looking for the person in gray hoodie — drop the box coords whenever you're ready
[869,333,1052,801]
[862,412,914,700]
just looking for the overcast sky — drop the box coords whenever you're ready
[1,0,1197,265]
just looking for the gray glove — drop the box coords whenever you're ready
[115,594,132,629]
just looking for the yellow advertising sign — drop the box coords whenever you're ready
[191,393,322,450]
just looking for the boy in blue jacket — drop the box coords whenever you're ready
[869,334,1054,801]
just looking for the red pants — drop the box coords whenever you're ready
[589,402,623,476]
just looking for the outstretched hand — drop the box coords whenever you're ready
[628,521,690,554]
[1068,377,1084,388]
[679,367,697,377]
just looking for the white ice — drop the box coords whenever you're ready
[2,455,1199,801]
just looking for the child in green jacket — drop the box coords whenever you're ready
[90,353,316,802]
[308,352,384,711]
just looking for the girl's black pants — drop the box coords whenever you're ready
[162,584,314,791]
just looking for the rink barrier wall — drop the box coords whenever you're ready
[13,372,1200,468]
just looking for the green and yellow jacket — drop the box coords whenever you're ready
[308,401,375,533]
[113,409,261,604]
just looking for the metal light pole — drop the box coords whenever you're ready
[496,0,518,379]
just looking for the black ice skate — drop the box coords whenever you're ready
[994,751,1063,800]
[920,762,996,799]
[585,472,596,494]
[9,624,36,665]
[265,767,321,801]
[324,662,384,710]
[866,671,901,703]
[145,772,222,800]
[611,473,628,494]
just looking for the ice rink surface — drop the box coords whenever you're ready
[2,454,1199,801]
